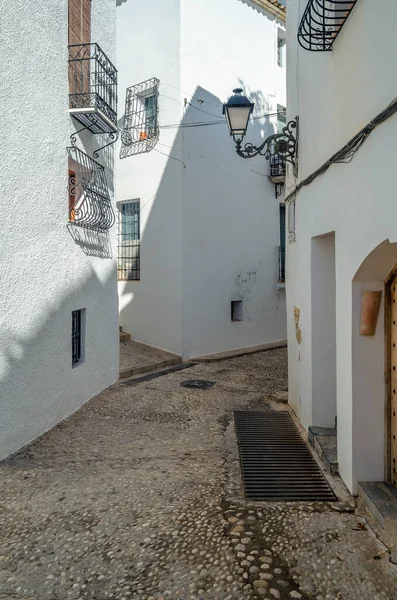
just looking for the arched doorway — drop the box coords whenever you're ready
[352,240,397,486]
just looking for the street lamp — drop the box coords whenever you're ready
[223,88,298,170]
[222,88,254,139]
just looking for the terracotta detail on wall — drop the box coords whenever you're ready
[360,290,382,336]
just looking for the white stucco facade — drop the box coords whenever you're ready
[0,0,119,460]
[117,0,287,359]
[286,0,397,493]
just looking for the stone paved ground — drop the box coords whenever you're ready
[119,339,179,373]
[1,348,397,600]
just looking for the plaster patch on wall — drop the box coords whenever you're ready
[294,306,302,344]
[234,269,258,319]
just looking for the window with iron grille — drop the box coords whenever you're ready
[278,204,286,283]
[120,78,160,158]
[72,309,85,366]
[118,200,140,280]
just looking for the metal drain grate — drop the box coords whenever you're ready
[235,411,337,501]
[180,380,215,389]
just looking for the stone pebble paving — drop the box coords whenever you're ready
[0,349,396,600]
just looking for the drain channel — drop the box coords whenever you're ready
[235,411,337,501]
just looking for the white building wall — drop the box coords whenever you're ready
[117,0,287,359]
[116,0,184,356]
[180,0,287,358]
[0,0,118,460]
[286,0,397,492]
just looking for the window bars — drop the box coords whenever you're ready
[120,78,160,158]
[67,146,115,231]
[117,200,140,280]
[298,1,358,51]
[72,310,83,366]
[270,155,286,178]
[277,246,286,283]
[69,43,118,133]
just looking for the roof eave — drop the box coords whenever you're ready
[249,0,286,22]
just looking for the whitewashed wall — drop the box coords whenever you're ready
[180,0,287,358]
[117,0,286,359]
[116,0,184,356]
[0,0,118,460]
[286,0,397,492]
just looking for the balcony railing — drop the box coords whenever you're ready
[298,1,359,51]
[278,246,286,283]
[69,43,117,134]
[67,146,115,231]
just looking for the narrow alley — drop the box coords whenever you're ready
[1,348,396,600]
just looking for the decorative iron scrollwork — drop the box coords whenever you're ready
[298,0,359,52]
[68,42,118,133]
[67,146,115,231]
[93,131,120,158]
[120,77,160,158]
[235,119,299,169]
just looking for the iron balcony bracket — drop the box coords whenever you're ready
[93,130,120,158]
[70,115,99,146]
[234,118,299,172]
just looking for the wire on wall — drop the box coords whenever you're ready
[285,95,397,204]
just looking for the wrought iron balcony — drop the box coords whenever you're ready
[69,43,117,134]
[298,0,358,51]
[278,246,286,284]
[269,155,286,183]
[67,146,115,231]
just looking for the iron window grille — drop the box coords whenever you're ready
[278,246,286,283]
[117,200,140,280]
[69,43,118,133]
[298,0,359,51]
[120,78,160,158]
[269,155,286,178]
[72,309,83,366]
[67,146,115,231]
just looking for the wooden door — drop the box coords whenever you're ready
[390,274,397,485]
[68,0,91,97]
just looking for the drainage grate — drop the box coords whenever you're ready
[235,411,337,501]
[180,380,215,389]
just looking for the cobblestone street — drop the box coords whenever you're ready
[1,348,396,600]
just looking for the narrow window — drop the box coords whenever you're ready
[68,168,76,221]
[231,300,243,322]
[277,104,286,133]
[138,93,159,141]
[288,199,296,241]
[279,204,286,283]
[72,309,85,367]
[118,200,140,280]
[277,30,286,67]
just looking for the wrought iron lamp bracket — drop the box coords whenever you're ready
[234,117,299,172]
[93,130,120,158]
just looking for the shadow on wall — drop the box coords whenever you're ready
[118,82,279,355]
[0,265,119,461]
[67,225,113,258]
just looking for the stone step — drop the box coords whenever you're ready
[119,357,181,380]
[308,426,339,475]
[357,481,397,553]
[119,329,131,342]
